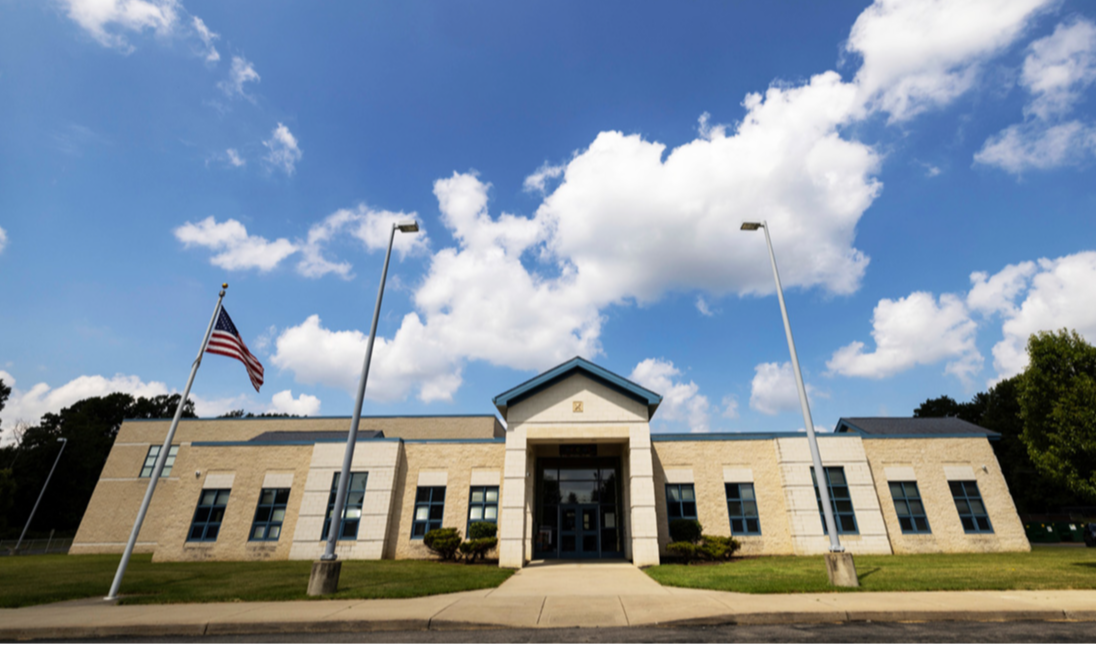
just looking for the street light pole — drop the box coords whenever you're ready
[742,221,858,586]
[14,437,67,554]
[308,219,419,596]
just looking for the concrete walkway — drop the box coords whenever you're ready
[2,561,1096,639]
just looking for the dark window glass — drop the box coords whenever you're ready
[467,486,499,534]
[322,472,367,540]
[665,484,697,521]
[811,467,858,535]
[726,483,761,535]
[140,445,179,478]
[188,489,229,542]
[412,486,446,539]
[250,488,290,541]
[889,481,931,534]
[950,480,993,533]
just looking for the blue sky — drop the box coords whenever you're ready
[2,0,1096,440]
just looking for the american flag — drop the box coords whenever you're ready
[206,307,264,392]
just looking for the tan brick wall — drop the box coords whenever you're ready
[390,442,506,559]
[652,439,794,556]
[150,444,313,562]
[862,438,1030,553]
[507,374,647,425]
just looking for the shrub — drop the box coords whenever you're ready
[669,519,703,544]
[469,521,498,540]
[667,541,699,564]
[423,527,462,560]
[698,534,739,561]
[458,536,499,563]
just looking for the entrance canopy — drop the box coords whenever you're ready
[492,357,663,421]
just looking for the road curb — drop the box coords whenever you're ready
[2,609,1094,639]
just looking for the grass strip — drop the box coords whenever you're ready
[645,545,1096,594]
[0,554,513,607]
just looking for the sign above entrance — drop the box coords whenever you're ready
[560,444,597,458]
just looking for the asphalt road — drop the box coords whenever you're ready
[46,621,1093,643]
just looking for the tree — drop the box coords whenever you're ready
[0,377,10,429]
[1019,329,1096,502]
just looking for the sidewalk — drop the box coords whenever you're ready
[2,562,1095,639]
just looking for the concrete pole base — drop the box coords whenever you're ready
[824,552,859,587]
[307,560,342,596]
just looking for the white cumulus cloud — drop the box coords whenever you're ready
[298,205,429,279]
[174,216,297,272]
[219,55,261,99]
[269,390,321,416]
[191,15,219,63]
[976,18,1096,174]
[750,362,823,416]
[62,0,179,52]
[827,292,982,382]
[629,358,711,433]
[225,148,245,167]
[264,123,301,175]
[522,162,565,194]
[0,226,7,254]
[0,370,168,433]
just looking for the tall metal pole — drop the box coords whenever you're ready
[106,284,227,601]
[14,437,67,553]
[759,222,843,553]
[322,224,398,561]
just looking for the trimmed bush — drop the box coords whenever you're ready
[423,528,462,560]
[698,535,739,561]
[459,537,499,563]
[469,522,498,540]
[667,541,699,564]
[669,519,703,544]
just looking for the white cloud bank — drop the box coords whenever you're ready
[269,390,321,416]
[62,0,178,52]
[264,123,301,175]
[750,362,823,416]
[0,370,168,437]
[629,359,711,433]
[976,18,1096,173]
[263,0,1054,404]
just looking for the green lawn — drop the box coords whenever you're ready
[645,545,1096,594]
[0,554,513,608]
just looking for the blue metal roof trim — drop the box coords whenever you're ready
[652,431,998,442]
[857,433,1001,442]
[123,413,500,423]
[492,356,662,418]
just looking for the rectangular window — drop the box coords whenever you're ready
[322,472,367,541]
[412,486,446,539]
[889,481,931,534]
[188,489,229,542]
[950,480,993,533]
[811,466,858,534]
[250,488,290,541]
[140,445,179,478]
[665,484,697,521]
[726,483,761,535]
[467,486,499,534]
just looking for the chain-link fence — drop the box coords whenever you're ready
[0,537,73,556]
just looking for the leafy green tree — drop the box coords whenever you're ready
[1019,329,1096,502]
[0,377,11,428]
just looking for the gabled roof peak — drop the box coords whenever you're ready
[492,356,662,421]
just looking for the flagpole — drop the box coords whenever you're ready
[106,283,228,601]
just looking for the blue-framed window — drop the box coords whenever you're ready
[188,489,229,542]
[250,488,290,541]
[811,466,858,534]
[726,483,761,535]
[412,486,446,538]
[950,480,993,533]
[467,486,499,534]
[322,472,367,541]
[140,445,179,477]
[666,484,697,521]
[889,481,931,534]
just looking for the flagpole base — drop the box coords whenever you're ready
[824,551,859,587]
[307,560,342,596]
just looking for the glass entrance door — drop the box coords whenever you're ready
[559,504,600,557]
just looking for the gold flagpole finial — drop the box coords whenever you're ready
[220,283,228,297]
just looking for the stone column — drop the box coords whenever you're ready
[499,425,528,568]
[628,425,660,567]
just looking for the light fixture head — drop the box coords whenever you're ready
[396,220,419,233]
[57,437,67,443]
[740,222,763,231]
